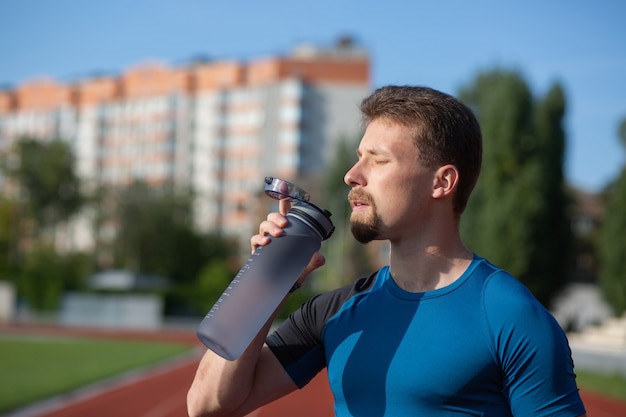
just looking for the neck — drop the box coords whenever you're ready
[388,231,473,293]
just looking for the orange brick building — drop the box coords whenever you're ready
[0,40,371,251]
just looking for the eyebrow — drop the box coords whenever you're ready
[356,147,393,158]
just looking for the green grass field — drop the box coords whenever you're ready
[576,370,626,402]
[1,334,625,414]
[0,334,193,414]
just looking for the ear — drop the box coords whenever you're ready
[432,165,459,199]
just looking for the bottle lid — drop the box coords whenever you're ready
[264,177,310,202]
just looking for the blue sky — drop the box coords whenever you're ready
[1,0,624,192]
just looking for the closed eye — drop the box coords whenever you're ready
[356,148,394,165]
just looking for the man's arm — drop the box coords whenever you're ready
[187,198,325,417]
[187,317,298,417]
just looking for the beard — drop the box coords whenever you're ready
[348,189,382,244]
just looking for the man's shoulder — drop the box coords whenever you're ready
[311,268,382,312]
[473,258,556,333]
[472,257,533,302]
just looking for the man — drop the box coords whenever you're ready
[187,86,587,416]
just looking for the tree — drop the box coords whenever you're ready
[113,181,200,278]
[598,117,626,315]
[460,70,572,306]
[171,232,239,316]
[4,138,82,236]
[185,259,234,315]
[525,84,573,301]
[18,243,92,311]
[111,181,239,315]
[0,138,87,311]
[0,198,19,276]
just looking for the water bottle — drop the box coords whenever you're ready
[197,178,335,360]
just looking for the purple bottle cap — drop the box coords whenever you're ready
[264,177,310,202]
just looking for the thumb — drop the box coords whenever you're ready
[278,198,292,215]
[308,251,326,270]
[297,251,326,284]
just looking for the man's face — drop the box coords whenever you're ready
[344,119,435,244]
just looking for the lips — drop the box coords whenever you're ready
[348,189,372,211]
[351,201,369,212]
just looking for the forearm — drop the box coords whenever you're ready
[187,302,289,417]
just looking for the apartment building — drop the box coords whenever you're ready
[0,40,371,251]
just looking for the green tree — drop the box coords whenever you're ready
[460,70,572,306]
[3,138,82,236]
[113,181,200,278]
[598,117,626,315]
[18,244,92,311]
[171,232,239,316]
[525,84,573,300]
[186,259,234,315]
[112,181,239,315]
[0,138,87,311]
[0,199,19,277]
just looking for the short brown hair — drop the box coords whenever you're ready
[359,85,482,216]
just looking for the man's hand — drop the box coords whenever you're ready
[250,198,326,287]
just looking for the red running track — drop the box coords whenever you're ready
[6,324,626,417]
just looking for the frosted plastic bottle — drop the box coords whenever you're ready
[197,200,335,360]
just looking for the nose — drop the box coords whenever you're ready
[344,162,362,187]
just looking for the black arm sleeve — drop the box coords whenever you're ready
[266,271,378,388]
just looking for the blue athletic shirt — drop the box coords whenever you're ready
[267,255,586,416]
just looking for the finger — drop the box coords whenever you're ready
[250,234,271,254]
[266,212,288,228]
[278,198,292,215]
[294,251,326,285]
[307,251,326,271]
[260,215,288,235]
